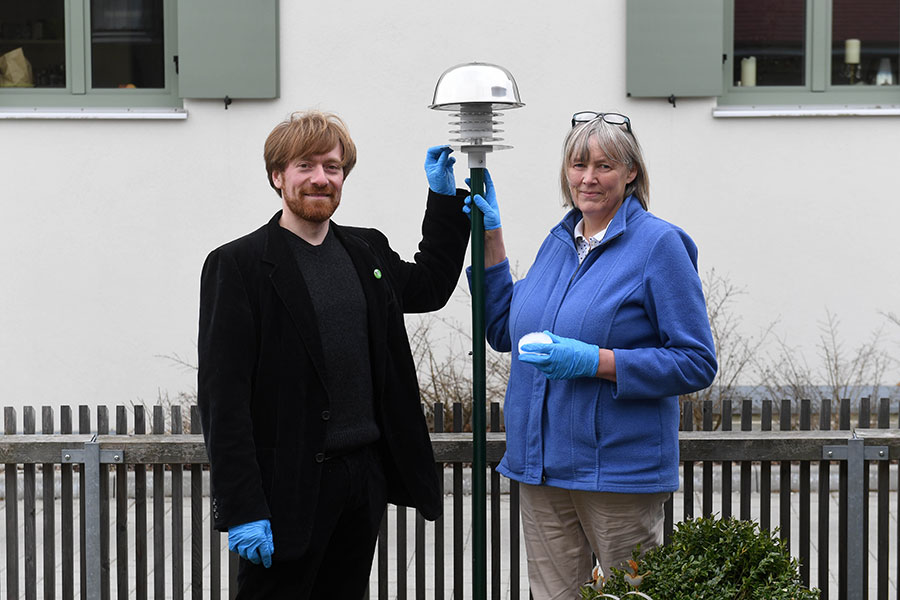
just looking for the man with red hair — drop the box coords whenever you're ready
[199,110,469,598]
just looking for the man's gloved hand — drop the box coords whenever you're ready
[463,169,502,230]
[424,145,457,195]
[518,331,600,380]
[228,519,274,568]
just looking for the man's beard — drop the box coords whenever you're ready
[283,188,340,223]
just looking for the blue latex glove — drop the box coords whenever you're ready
[518,331,600,380]
[424,145,457,195]
[463,169,501,230]
[228,519,274,568]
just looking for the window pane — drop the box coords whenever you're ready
[832,0,899,86]
[0,0,66,88]
[733,0,806,86]
[91,0,164,89]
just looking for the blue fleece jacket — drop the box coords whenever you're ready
[479,195,717,493]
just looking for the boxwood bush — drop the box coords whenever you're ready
[581,517,819,600]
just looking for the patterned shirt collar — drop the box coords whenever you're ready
[573,219,607,264]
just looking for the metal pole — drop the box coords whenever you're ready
[84,437,102,600]
[846,436,864,600]
[62,437,124,600]
[469,164,487,600]
[823,433,888,600]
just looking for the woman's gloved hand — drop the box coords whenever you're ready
[424,145,457,195]
[228,519,274,568]
[463,169,502,230]
[518,331,600,380]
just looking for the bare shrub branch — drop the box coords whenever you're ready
[681,269,774,429]
[757,309,897,428]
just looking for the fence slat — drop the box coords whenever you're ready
[701,400,713,518]
[720,399,732,519]
[228,550,238,599]
[663,492,674,547]
[153,406,166,600]
[397,505,407,600]
[79,405,90,600]
[41,407,56,600]
[433,402,445,600]
[510,478,521,600]
[24,406,37,600]
[779,400,791,545]
[415,508,426,600]
[681,400,694,520]
[377,512,388,600]
[453,402,464,598]
[134,406,148,600]
[799,400,811,587]
[116,407,129,600]
[818,399,832,600]
[760,400,772,532]
[191,406,204,600]
[415,407,425,600]
[171,406,185,600]
[6,408,20,600]
[740,399,752,521]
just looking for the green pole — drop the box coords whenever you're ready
[469,165,487,600]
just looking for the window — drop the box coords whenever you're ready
[0,0,279,116]
[722,0,900,106]
[831,0,898,86]
[0,0,67,89]
[90,0,166,90]
[0,0,180,109]
[732,0,806,87]
[626,0,900,112]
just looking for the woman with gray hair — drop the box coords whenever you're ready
[464,112,717,598]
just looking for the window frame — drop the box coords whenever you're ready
[0,0,181,110]
[718,0,900,107]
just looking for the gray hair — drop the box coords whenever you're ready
[559,118,649,210]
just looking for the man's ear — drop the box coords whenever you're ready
[272,170,284,190]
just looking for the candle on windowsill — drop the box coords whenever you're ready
[845,39,861,64]
[740,56,757,87]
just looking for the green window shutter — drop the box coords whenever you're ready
[626,0,724,98]
[176,0,279,99]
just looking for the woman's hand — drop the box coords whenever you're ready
[424,145,457,195]
[518,331,601,380]
[464,169,502,230]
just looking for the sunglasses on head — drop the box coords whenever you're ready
[571,111,632,134]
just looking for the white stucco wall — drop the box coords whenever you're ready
[1,0,898,416]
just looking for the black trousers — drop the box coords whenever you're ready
[235,445,387,599]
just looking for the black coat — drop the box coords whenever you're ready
[198,190,470,558]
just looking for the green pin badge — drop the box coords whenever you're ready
[373,269,382,279]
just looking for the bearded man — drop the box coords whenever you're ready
[198,110,470,598]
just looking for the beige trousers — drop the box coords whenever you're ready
[518,483,669,600]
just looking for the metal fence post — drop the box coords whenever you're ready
[62,435,123,600]
[84,437,102,599]
[846,436,865,600]
[824,431,888,600]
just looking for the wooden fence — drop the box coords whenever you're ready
[1,398,899,599]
